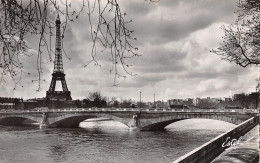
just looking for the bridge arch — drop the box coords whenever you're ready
[139,114,248,131]
[48,113,132,128]
[0,115,40,126]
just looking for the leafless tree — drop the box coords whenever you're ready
[233,92,258,109]
[0,0,156,90]
[87,91,106,101]
[211,0,260,67]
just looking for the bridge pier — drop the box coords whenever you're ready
[40,112,49,128]
[126,113,182,131]
[128,113,139,130]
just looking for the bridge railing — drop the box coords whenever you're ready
[0,107,258,113]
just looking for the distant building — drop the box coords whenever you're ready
[155,100,168,108]
[0,103,15,110]
[193,98,200,106]
[211,98,223,103]
[224,97,232,102]
[183,98,194,106]
[168,98,194,107]
[23,100,38,110]
[167,99,183,105]
[0,97,23,110]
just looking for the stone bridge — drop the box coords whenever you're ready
[0,108,257,130]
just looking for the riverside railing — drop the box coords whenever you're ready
[172,115,260,163]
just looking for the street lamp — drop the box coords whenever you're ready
[154,93,156,108]
[140,91,142,108]
[256,88,259,110]
[154,93,155,104]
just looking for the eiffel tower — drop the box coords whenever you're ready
[46,15,72,100]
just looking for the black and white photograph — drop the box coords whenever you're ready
[0,0,259,162]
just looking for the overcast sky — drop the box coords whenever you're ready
[1,0,259,102]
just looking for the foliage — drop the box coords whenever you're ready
[233,92,258,109]
[74,99,82,108]
[120,99,132,108]
[83,91,107,107]
[87,91,106,101]
[112,100,119,108]
[197,99,216,109]
[215,92,259,109]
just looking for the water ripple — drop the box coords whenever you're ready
[0,119,235,163]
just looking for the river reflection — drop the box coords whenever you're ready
[0,119,235,163]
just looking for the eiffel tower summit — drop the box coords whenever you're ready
[46,15,72,100]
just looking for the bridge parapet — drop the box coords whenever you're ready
[0,108,258,114]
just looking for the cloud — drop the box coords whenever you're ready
[131,0,237,45]
[1,0,258,102]
[134,44,187,73]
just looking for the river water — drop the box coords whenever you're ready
[0,119,235,163]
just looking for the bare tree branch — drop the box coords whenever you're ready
[0,0,158,90]
[211,0,260,67]
[0,0,85,90]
